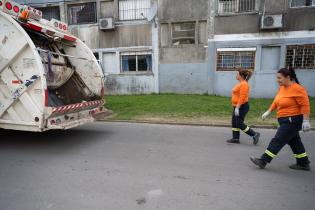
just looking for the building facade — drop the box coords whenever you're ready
[209,0,315,97]
[16,0,315,97]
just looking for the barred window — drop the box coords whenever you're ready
[290,0,315,7]
[121,52,152,72]
[119,0,151,21]
[218,0,257,15]
[286,45,315,69]
[216,48,256,71]
[36,6,60,21]
[172,22,196,45]
[68,2,96,25]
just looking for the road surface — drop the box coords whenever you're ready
[0,122,314,210]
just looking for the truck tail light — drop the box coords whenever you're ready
[5,2,12,10]
[13,5,19,13]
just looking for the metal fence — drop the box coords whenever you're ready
[218,0,256,15]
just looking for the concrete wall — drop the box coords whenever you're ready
[157,0,209,93]
[99,24,152,48]
[286,8,315,31]
[158,0,209,63]
[214,14,260,34]
[158,0,209,21]
[214,0,315,35]
[105,74,155,95]
[159,45,207,63]
[212,70,315,98]
[69,25,100,49]
[159,63,208,94]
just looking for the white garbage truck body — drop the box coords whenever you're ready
[0,0,107,131]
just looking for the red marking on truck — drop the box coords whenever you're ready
[63,35,76,42]
[44,89,48,107]
[23,22,42,32]
[12,80,22,84]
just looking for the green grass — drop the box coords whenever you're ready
[104,94,315,126]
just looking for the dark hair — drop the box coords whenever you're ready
[277,68,300,84]
[238,69,253,81]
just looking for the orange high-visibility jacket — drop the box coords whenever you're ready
[231,80,250,107]
[269,83,310,118]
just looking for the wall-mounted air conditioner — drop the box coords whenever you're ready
[99,18,115,30]
[260,14,283,30]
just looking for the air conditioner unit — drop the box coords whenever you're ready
[260,14,283,30]
[99,18,115,30]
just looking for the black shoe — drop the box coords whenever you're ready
[253,132,260,145]
[289,164,311,171]
[250,156,266,169]
[226,138,240,144]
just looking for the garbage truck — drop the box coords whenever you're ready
[0,0,109,131]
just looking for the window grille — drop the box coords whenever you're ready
[218,0,256,15]
[286,45,315,69]
[216,49,256,71]
[68,2,96,25]
[119,0,151,21]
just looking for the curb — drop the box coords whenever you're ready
[97,119,285,130]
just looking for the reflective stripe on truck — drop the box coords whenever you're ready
[51,99,105,115]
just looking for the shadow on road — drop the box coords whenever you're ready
[0,126,113,151]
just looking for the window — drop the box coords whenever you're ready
[36,6,60,21]
[286,45,315,69]
[119,0,151,21]
[172,22,196,45]
[68,2,96,25]
[218,0,257,15]
[216,48,256,71]
[121,53,152,72]
[290,0,315,7]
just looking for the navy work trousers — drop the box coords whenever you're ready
[261,115,310,166]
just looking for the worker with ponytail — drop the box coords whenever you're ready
[227,69,260,144]
[251,68,311,171]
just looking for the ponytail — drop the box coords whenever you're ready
[278,68,300,84]
[238,69,253,81]
[288,67,300,84]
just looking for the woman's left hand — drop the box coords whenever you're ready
[302,119,311,132]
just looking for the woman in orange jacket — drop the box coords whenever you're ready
[250,68,311,171]
[227,69,260,144]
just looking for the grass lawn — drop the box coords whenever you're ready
[104,94,315,127]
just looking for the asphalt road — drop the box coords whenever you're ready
[0,122,314,210]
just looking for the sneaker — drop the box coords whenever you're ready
[289,164,311,171]
[226,138,240,144]
[253,132,260,145]
[250,156,266,169]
